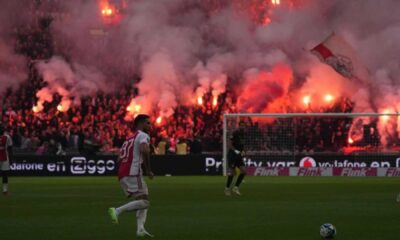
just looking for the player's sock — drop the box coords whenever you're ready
[136,209,148,230]
[116,199,149,215]
[2,183,8,193]
[226,176,234,188]
[235,173,245,187]
[2,172,8,193]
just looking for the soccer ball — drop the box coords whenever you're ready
[320,223,336,239]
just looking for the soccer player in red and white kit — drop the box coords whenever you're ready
[0,124,13,195]
[108,114,154,237]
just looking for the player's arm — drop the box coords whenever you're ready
[116,146,123,163]
[229,132,242,154]
[140,142,154,179]
[229,134,239,153]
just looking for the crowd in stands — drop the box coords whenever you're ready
[1,86,235,155]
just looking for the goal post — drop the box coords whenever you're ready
[222,112,400,176]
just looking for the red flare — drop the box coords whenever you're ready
[271,0,280,5]
[32,106,39,113]
[126,100,141,114]
[156,116,162,124]
[324,94,334,103]
[381,109,391,122]
[303,96,311,105]
[197,97,203,106]
[57,104,64,112]
[102,7,113,16]
[212,97,218,107]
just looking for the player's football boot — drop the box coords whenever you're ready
[137,228,154,238]
[224,188,231,196]
[108,207,119,224]
[232,186,241,196]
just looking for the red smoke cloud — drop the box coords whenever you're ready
[237,64,293,113]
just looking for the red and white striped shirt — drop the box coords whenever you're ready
[0,134,12,162]
[118,130,150,179]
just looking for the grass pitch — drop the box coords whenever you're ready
[0,176,399,240]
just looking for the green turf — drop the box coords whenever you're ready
[0,176,399,240]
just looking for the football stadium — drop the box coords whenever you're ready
[0,1,399,239]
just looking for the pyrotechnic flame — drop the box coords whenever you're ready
[381,109,391,122]
[57,104,64,112]
[102,7,113,16]
[271,0,280,5]
[197,96,203,106]
[213,96,218,107]
[126,99,142,114]
[303,96,311,105]
[32,106,39,113]
[156,116,162,124]
[324,94,334,103]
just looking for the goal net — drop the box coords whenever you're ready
[222,113,400,176]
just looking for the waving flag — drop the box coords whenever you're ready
[311,33,360,79]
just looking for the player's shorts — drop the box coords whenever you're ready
[0,160,10,171]
[228,149,245,169]
[120,176,148,199]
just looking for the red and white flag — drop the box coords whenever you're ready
[311,33,363,79]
